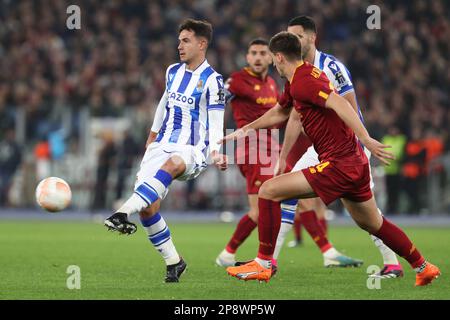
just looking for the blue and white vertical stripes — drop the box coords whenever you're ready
[155,60,224,152]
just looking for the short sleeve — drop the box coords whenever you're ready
[224,77,236,103]
[279,81,293,109]
[292,67,334,108]
[324,60,354,96]
[206,74,226,111]
[165,63,182,91]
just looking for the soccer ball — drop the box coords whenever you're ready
[219,211,235,223]
[35,177,72,212]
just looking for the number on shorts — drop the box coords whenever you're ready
[309,161,330,174]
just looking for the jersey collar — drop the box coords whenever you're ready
[244,67,267,81]
[185,59,210,74]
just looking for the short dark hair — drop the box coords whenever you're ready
[269,31,303,61]
[248,38,269,50]
[179,19,213,45]
[288,15,317,33]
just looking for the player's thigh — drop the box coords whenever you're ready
[247,194,259,222]
[292,146,322,211]
[341,196,383,233]
[259,171,317,202]
[136,144,178,186]
[175,145,207,181]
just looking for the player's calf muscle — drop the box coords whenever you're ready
[139,201,160,218]
[298,198,315,212]
[342,198,383,233]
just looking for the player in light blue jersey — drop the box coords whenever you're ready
[273,16,403,278]
[104,19,228,282]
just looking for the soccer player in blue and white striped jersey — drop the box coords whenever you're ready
[104,19,228,282]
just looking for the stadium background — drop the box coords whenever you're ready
[1,0,448,215]
[1,0,450,301]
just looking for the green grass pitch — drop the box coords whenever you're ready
[0,220,448,300]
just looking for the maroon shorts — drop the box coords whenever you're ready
[302,160,373,205]
[238,163,274,194]
[236,135,278,194]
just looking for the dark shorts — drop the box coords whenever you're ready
[238,163,274,194]
[302,160,373,205]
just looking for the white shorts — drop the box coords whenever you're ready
[135,142,207,199]
[292,145,375,189]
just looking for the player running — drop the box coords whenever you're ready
[104,19,228,283]
[215,38,362,271]
[272,16,403,278]
[223,32,440,286]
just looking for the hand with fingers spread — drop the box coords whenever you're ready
[361,137,395,165]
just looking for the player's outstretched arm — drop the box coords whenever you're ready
[219,103,291,144]
[325,92,395,165]
[275,108,303,175]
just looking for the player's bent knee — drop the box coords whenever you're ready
[258,181,277,201]
[247,209,259,222]
[161,156,186,177]
[354,220,378,234]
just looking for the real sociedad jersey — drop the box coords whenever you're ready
[313,50,364,123]
[155,60,225,153]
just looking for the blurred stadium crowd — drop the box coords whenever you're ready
[0,0,449,213]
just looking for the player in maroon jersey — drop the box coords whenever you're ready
[223,32,440,286]
[216,38,362,272]
[215,38,282,268]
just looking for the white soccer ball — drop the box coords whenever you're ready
[35,177,72,212]
[219,211,235,223]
